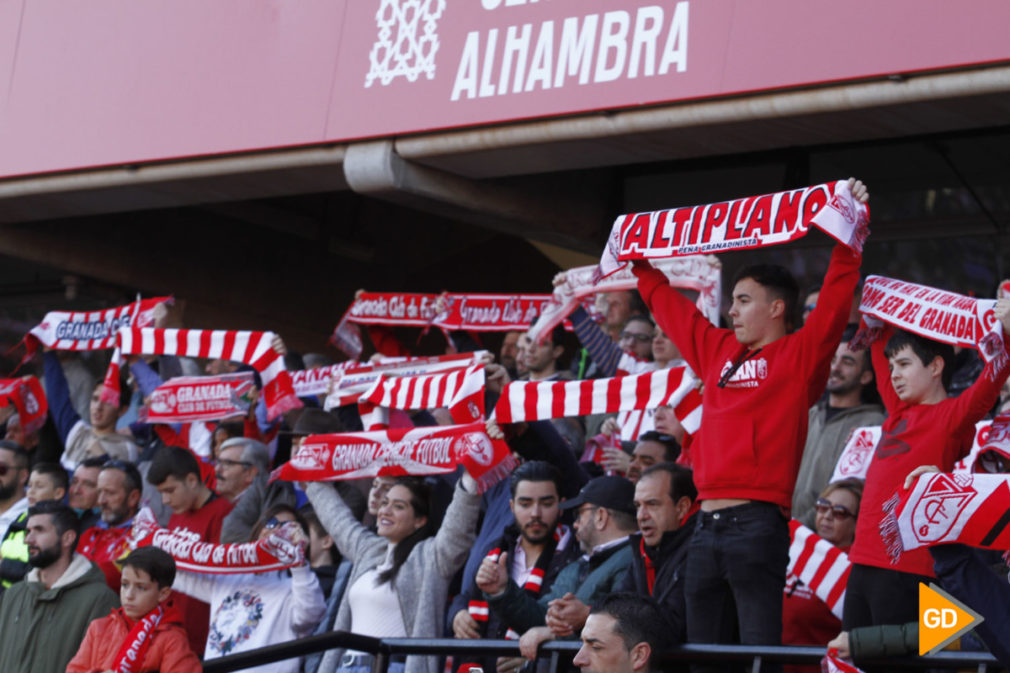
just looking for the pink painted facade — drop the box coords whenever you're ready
[1,0,1008,178]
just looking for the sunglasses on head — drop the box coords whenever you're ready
[815,498,856,520]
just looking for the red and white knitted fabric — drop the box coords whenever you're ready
[830,426,882,483]
[344,292,554,331]
[596,180,869,280]
[493,366,701,430]
[822,652,866,673]
[787,520,850,620]
[854,276,1006,370]
[101,327,301,421]
[0,376,48,433]
[290,361,360,398]
[358,364,487,430]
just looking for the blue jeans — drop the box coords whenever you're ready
[685,501,789,667]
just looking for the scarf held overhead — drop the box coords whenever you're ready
[787,520,850,620]
[275,422,515,493]
[0,376,47,432]
[528,256,721,345]
[358,364,487,431]
[139,372,256,424]
[596,180,869,279]
[101,327,301,421]
[345,292,554,330]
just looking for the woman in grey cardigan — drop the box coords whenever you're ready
[306,471,482,673]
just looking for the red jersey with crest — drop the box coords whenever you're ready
[634,244,861,508]
[848,329,1010,576]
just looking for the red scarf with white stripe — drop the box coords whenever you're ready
[822,652,866,673]
[358,364,486,430]
[528,257,721,345]
[130,508,305,573]
[290,361,360,398]
[596,180,869,280]
[787,520,850,620]
[0,376,48,433]
[100,327,301,421]
[853,276,1007,373]
[274,422,515,493]
[343,292,554,331]
[493,366,701,429]
[139,372,255,424]
[324,352,489,409]
[112,604,164,673]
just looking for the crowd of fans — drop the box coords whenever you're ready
[1,180,1010,673]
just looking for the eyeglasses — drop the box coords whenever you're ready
[619,332,653,344]
[815,498,856,520]
[264,517,284,530]
[215,459,252,470]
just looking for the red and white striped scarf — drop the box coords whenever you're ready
[853,276,1007,372]
[343,292,554,331]
[822,652,866,673]
[101,327,301,421]
[787,520,850,620]
[0,376,48,433]
[493,366,701,428]
[129,508,305,573]
[324,351,488,409]
[881,471,1010,563]
[275,422,516,493]
[596,180,869,280]
[290,361,360,398]
[113,604,164,673]
[358,364,487,430]
[22,296,169,361]
[139,372,255,424]
[528,256,721,344]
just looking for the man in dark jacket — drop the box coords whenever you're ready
[620,462,696,644]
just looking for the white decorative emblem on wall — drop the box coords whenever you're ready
[366,0,446,87]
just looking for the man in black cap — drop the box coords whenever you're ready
[478,475,638,665]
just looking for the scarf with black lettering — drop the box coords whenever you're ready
[596,180,868,280]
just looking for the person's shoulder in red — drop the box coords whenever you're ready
[67,606,200,673]
[150,444,235,543]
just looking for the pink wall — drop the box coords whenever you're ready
[1,0,1008,178]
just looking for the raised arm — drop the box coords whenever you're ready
[42,350,82,443]
[305,481,378,563]
[430,474,482,578]
[569,306,624,377]
[870,326,900,414]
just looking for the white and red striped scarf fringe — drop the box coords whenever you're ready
[787,520,850,620]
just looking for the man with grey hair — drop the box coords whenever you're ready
[218,437,290,543]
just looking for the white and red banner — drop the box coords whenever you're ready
[787,520,850,620]
[130,508,305,574]
[331,312,364,360]
[23,296,169,358]
[831,426,882,484]
[358,364,487,431]
[881,471,1010,562]
[953,420,995,473]
[275,421,515,492]
[493,366,702,431]
[325,351,489,409]
[528,257,721,345]
[822,652,866,673]
[345,292,554,331]
[291,361,361,398]
[139,372,256,424]
[596,180,868,279]
[0,376,48,433]
[101,327,301,421]
[856,276,1006,367]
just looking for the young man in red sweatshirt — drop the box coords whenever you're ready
[843,301,1010,630]
[632,178,868,656]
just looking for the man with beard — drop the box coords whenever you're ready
[452,462,579,650]
[0,500,118,673]
[792,325,885,527]
[78,460,143,591]
[0,441,29,545]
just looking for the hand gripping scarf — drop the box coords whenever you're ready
[101,327,301,421]
[528,256,721,345]
[787,520,850,620]
[274,421,515,493]
[852,276,1008,375]
[493,366,701,431]
[139,372,256,424]
[130,508,306,573]
[595,180,869,280]
[113,603,165,673]
[357,364,487,431]
[0,376,48,432]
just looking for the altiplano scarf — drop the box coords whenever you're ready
[358,364,487,431]
[101,327,301,421]
[139,372,255,424]
[344,292,554,331]
[0,376,48,432]
[830,426,882,484]
[130,508,305,573]
[853,276,1007,373]
[21,296,169,362]
[112,604,163,673]
[493,366,701,428]
[822,652,867,673]
[274,422,515,493]
[595,180,869,280]
[324,351,489,409]
[787,520,850,620]
[881,471,1010,563]
[291,361,360,398]
[528,256,721,345]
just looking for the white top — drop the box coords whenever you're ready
[347,546,407,640]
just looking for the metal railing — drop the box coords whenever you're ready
[201,633,1005,673]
